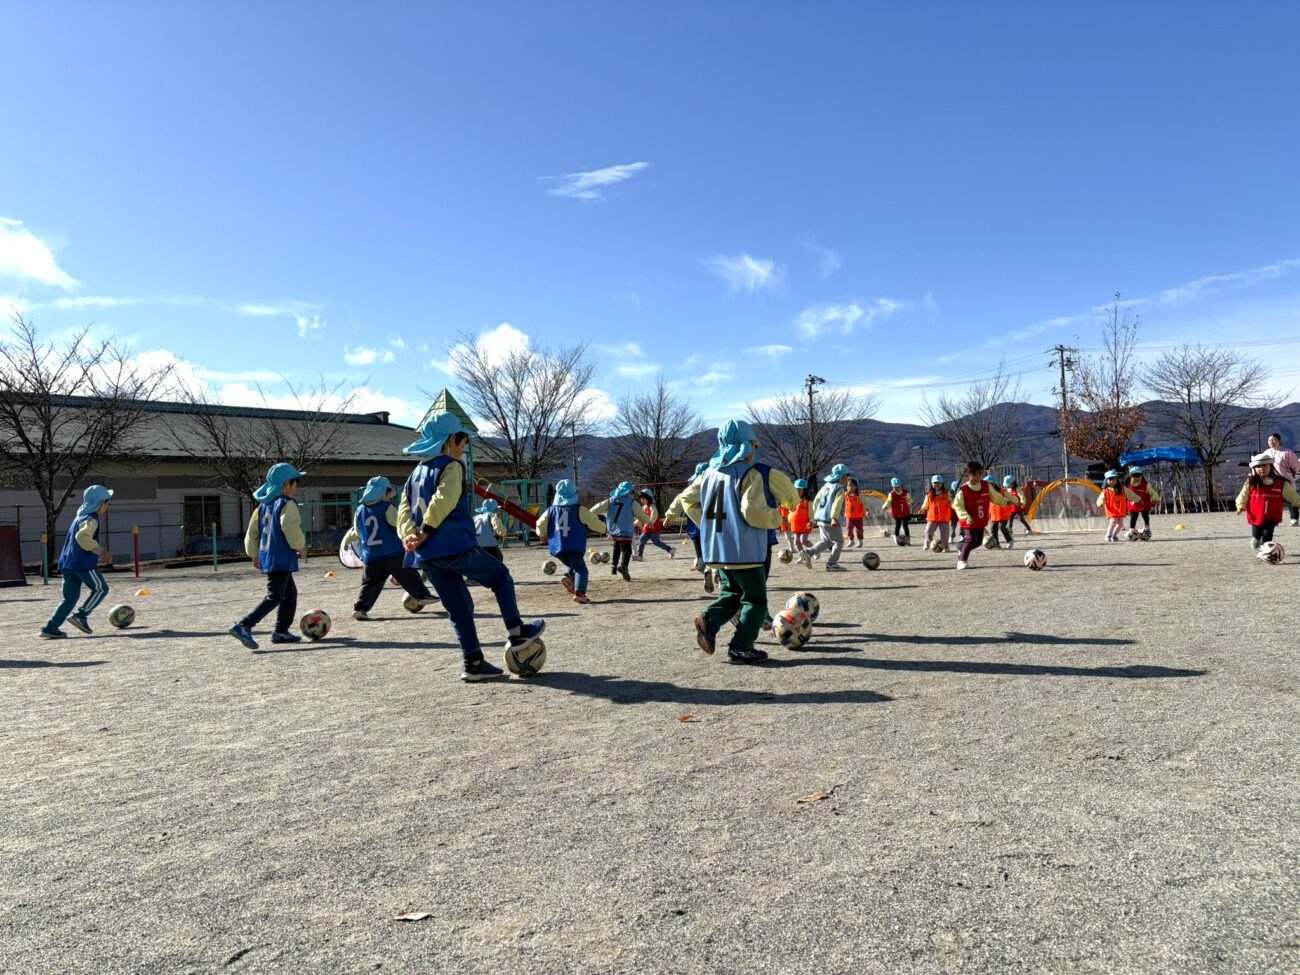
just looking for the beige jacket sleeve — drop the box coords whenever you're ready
[75,516,101,553]
[244,511,260,559]
[279,500,306,551]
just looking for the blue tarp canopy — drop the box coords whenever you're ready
[1119,445,1201,466]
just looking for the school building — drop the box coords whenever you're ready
[0,395,505,568]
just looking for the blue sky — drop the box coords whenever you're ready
[3,1,1299,427]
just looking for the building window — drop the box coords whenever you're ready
[183,495,222,539]
[318,492,353,532]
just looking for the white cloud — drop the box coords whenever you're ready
[598,341,645,359]
[388,336,406,350]
[343,345,395,366]
[543,161,651,201]
[923,292,937,311]
[745,343,793,360]
[50,295,143,310]
[800,236,841,278]
[0,217,78,290]
[615,362,660,378]
[0,294,33,317]
[435,321,531,373]
[698,362,735,386]
[581,387,619,421]
[1155,257,1300,305]
[237,302,326,339]
[795,298,906,338]
[701,254,784,295]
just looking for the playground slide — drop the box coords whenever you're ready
[473,484,537,528]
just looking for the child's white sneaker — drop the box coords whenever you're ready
[352,609,370,621]
[956,560,968,570]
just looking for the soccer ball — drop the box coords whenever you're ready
[1140,528,1152,541]
[894,534,910,547]
[786,591,820,624]
[778,549,794,564]
[504,638,547,677]
[598,551,611,564]
[1258,541,1286,565]
[300,609,331,641]
[588,550,599,562]
[542,559,558,575]
[1125,529,1141,542]
[1024,549,1047,571]
[107,604,135,629]
[862,551,881,570]
[931,540,946,554]
[403,594,424,613]
[772,610,809,649]
[880,528,891,537]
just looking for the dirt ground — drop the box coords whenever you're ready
[2,512,1297,974]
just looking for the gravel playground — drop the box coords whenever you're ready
[2,512,1297,974]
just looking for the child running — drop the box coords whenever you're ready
[589,481,651,581]
[1096,470,1135,542]
[398,412,544,682]
[633,489,676,561]
[844,479,865,548]
[229,464,307,649]
[807,464,853,571]
[667,462,717,594]
[790,479,814,553]
[534,478,606,604]
[883,477,912,543]
[1005,478,1034,535]
[672,419,786,664]
[1124,467,1160,537]
[342,476,442,621]
[952,461,1017,570]
[1236,453,1300,550]
[988,476,1017,548]
[40,485,114,639]
[917,475,952,552]
[473,499,506,561]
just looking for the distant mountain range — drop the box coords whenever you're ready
[573,400,1300,493]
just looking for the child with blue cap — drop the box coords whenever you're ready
[669,419,790,664]
[882,477,913,544]
[633,489,676,562]
[473,499,507,562]
[534,479,606,604]
[397,412,544,682]
[807,463,853,571]
[665,461,717,593]
[589,480,651,581]
[341,476,442,620]
[228,463,308,649]
[40,485,114,639]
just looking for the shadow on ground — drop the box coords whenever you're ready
[531,670,893,706]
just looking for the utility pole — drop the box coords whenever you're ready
[571,420,579,483]
[804,374,824,480]
[1049,345,1077,479]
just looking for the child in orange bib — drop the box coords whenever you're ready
[1096,470,1138,542]
[918,475,953,551]
[1236,453,1300,551]
[844,478,866,548]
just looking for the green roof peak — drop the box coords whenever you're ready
[423,388,478,433]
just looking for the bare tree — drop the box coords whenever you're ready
[1061,294,1147,470]
[920,361,1025,470]
[605,377,703,507]
[0,313,175,565]
[167,376,360,503]
[747,386,880,483]
[444,334,598,481]
[1146,343,1281,506]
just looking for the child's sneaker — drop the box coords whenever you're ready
[703,568,715,593]
[631,554,644,562]
[561,574,576,595]
[416,596,441,608]
[228,624,258,650]
[762,613,773,631]
[66,613,92,635]
[271,632,302,644]
[610,566,619,576]
[694,615,719,655]
[352,609,371,621]
[506,619,546,653]
[461,657,506,682]
[1005,539,1015,549]
[667,549,676,559]
[956,560,968,570]
[797,550,813,569]
[826,563,847,572]
[39,628,67,640]
[573,591,591,605]
[1251,538,1262,551]
[727,646,768,665]
[619,567,631,582]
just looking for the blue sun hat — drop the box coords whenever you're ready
[710,419,758,468]
[793,478,809,490]
[479,498,501,514]
[403,411,466,457]
[1003,475,1015,487]
[890,477,902,488]
[1128,466,1144,476]
[610,480,636,500]
[77,484,114,517]
[1105,469,1122,480]
[824,463,853,483]
[253,463,307,502]
[553,479,579,506]
[359,476,392,505]
[931,474,944,484]
[950,480,959,493]
[983,474,997,484]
